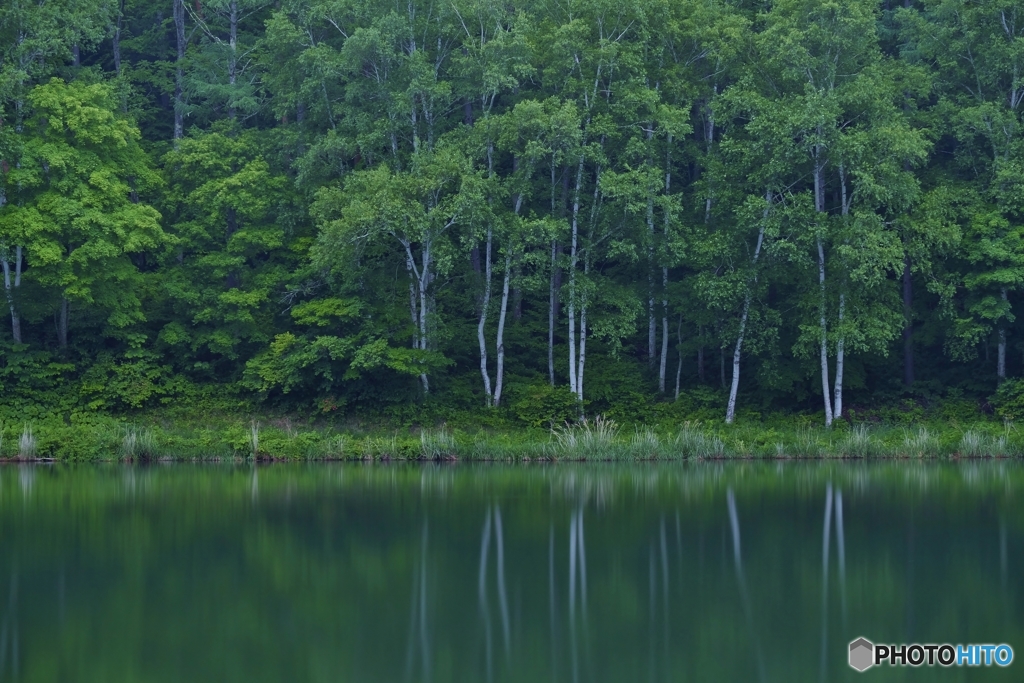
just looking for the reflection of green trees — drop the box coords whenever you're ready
[0,463,1021,681]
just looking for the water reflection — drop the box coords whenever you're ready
[0,462,1019,682]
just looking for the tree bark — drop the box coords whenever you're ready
[659,268,669,393]
[567,156,584,398]
[173,0,186,142]
[478,227,493,406]
[658,136,673,392]
[494,255,511,407]
[113,0,124,77]
[998,288,1008,382]
[902,255,914,386]
[647,188,656,366]
[725,191,769,425]
[57,297,69,349]
[834,293,845,420]
[228,0,238,120]
[548,240,559,386]
[815,142,834,427]
[817,238,834,427]
[674,314,684,401]
[2,246,23,343]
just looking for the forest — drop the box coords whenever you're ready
[4,0,1024,433]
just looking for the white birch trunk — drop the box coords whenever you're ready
[228,1,237,119]
[834,293,845,420]
[659,267,669,393]
[647,191,656,365]
[999,288,1008,382]
[575,162,602,404]
[725,192,769,424]
[173,0,186,143]
[478,226,493,406]
[834,164,850,420]
[659,135,673,393]
[1,246,22,343]
[814,145,833,427]
[549,240,558,386]
[674,314,683,401]
[494,255,511,407]
[567,157,584,397]
[548,159,558,387]
[817,238,833,427]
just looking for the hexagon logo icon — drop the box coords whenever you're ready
[849,638,874,672]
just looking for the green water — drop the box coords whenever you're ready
[0,462,1020,682]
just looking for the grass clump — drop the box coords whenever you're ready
[674,422,725,459]
[550,416,621,460]
[18,424,36,459]
[628,426,663,459]
[120,425,156,460]
[838,425,886,458]
[901,427,942,458]
[420,425,457,459]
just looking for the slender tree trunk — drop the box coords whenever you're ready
[647,187,656,366]
[567,156,584,398]
[173,0,186,142]
[228,0,238,120]
[674,314,684,401]
[998,288,1008,382]
[112,0,124,77]
[814,144,833,427]
[834,294,845,420]
[549,241,560,386]
[817,238,833,427]
[57,297,69,349]
[703,88,716,223]
[902,255,914,386]
[478,227,493,406]
[419,243,431,394]
[698,335,705,383]
[659,268,669,393]
[725,191,769,424]
[2,246,23,343]
[658,138,673,393]
[575,161,602,404]
[494,255,511,407]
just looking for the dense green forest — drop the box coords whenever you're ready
[4,0,1024,429]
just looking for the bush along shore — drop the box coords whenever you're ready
[3,412,1024,462]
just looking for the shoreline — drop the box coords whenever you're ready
[2,412,1022,461]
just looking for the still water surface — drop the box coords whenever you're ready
[0,462,1020,682]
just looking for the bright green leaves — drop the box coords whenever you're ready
[1,78,164,337]
[159,127,295,368]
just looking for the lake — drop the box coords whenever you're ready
[0,462,1019,681]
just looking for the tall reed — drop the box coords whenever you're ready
[19,424,36,459]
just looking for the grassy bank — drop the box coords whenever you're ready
[2,411,1023,461]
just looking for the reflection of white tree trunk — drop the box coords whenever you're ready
[568,507,589,683]
[495,507,511,655]
[404,523,431,683]
[726,489,767,683]
[478,509,494,681]
[478,506,510,680]
[819,484,833,683]
[836,489,846,624]
[549,525,560,679]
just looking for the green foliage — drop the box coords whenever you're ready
[506,380,580,428]
[6,0,1024,437]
